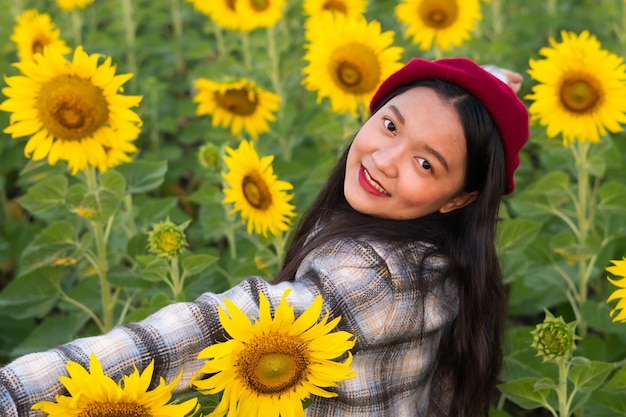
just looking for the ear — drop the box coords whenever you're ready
[438,191,479,214]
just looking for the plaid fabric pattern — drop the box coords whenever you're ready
[0,237,459,417]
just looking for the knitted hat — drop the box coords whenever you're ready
[369,58,529,195]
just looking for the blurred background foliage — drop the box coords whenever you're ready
[0,0,626,416]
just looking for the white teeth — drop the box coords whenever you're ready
[363,168,389,195]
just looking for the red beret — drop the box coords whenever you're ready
[369,58,529,195]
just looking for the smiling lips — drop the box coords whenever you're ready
[359,165,390,196]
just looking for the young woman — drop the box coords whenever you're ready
[0,57,529,417]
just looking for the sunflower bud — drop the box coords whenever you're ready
[530,310,578,362]
[198,142,221,170]
[147,218,188,259]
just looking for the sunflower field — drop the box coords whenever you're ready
[0,0,626,416]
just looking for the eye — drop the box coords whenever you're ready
[383,118,396,133]
[416,157,432,172]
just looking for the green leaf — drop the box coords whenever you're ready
[140,257,170,282]
[499,377,555,410]
[9,313,89,358]
[527,171,571,197]
[497,218,541,252]
[18,175,68,214]
[115,160,168,194]
[18,221,79,277]
[569,360,614,392]
[0,268,61,319]
[598,181,626,212]
[181,253,217,277]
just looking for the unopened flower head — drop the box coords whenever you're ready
[198,142,221,170]
[531,310,578,362]
[147,218,189,259]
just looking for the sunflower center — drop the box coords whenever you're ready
[226,0,236,10]
[419,0,459,29]
[250,0,269,11]
[32,39,46,55]
[37,75,109,141]
[78,402,150,417]
[331,43,382,94]
[237,331,310,394]
[560,77,600,113]
[242,171,273,209]
[215,88,259,116]
[322,0,348,13]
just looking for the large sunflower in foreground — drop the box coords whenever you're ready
[32,353,198,416]
[302,13,403,116]
[56,0,94,11]
[395,0,482,51]
[0,45,142,174]
[238,0,287,32]
[221,140,295,237]
[526,30,626,145]
[606,258,626,323]
[302,0,368,20]
[191,289,356,417]
[10,9,71,63]
[193,78,280,139]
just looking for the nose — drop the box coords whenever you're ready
[372,144,400,178]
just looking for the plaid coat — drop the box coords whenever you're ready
[0,237,459,416]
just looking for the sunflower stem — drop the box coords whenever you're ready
[214,24,226,59]
[121,0,138,92]
[557,358,571,417]
[170,0,185,73]
[490,0,503,37]
[85,167,114,333]
[169,256,182,299]
[71,9,83,45]
[266,26,283,101]
[240,31,252,70]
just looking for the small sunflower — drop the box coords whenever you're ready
[0,45,142,175]
[237,0,287,32]
[221,140,295,237]
[302,13,404,116]
[10,9,71,63]
[56,0,94,11]
[606,258,626,323]
[191,289,356,417]
[302,0,368,19]
[193,78,280,139]
[526,30,626,145]
[395,0,482,51]
[32,353,198,416]
[148,218,189,259]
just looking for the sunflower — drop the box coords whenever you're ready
[395,0,482,51]
[191,289,356,417]
[186,0,242,30]
[32,353,198,417]
[302,0,368,19]
[237,0,287,32]
[302,13,403,116]
[221,140,295,237]
[606,258,626,323]
[10,9,71,63]
[56,0,94,11]
[0,45,142,175]
[526,30,626,145]
[193,78,280,139]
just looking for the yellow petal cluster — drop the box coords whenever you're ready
[606,258,626,323]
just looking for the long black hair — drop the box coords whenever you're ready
[273,79,507,417]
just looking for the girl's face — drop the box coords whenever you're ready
[344,86,477,220]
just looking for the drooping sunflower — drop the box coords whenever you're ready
[302,13,404,116]
[56,0,94,11]
[193,78,281,139]
[32,353,198,417]
[395,0,482,51]
[0,45,142,175]
[10,9,71,63]
[302,0,368,19]
[191,289,356,417]
[221,140,295,237]
[526,30,626,145]
[606,258,626,323]
[237,0,287,32]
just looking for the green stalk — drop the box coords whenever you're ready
[71,9,83,45]
[240,31,252,70]
[169,257,182,299]
[557,358,571,417]
[121,0,138,91]
[170,0,185,72]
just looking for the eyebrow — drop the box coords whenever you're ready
[424,144,449,172]
[389,105,406,125]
